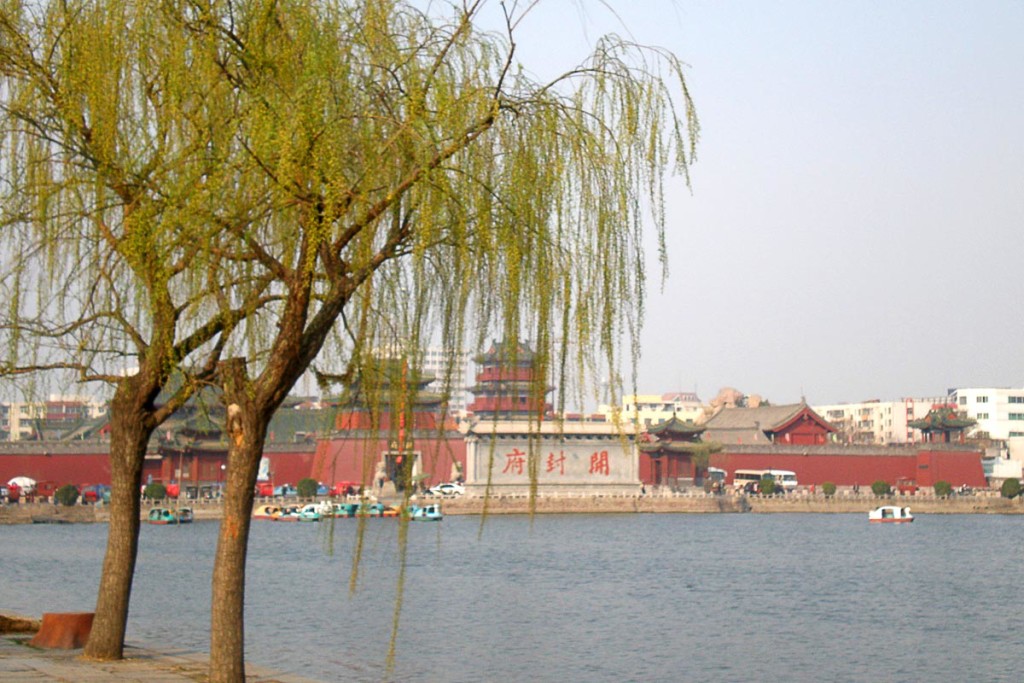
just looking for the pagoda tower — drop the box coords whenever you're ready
[466,339,552,421]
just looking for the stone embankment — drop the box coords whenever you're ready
[443,491,1024,515]
[3,492,1023,523]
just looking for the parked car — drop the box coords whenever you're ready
[428,482,465,497]
[330,481,359,497]
[896,477,919,495]
[273,484,297,497]
[81,484,111,504]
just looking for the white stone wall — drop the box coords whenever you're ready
[465,423,639,495]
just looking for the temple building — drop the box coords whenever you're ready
[312,359,465,494]
[907,404,977,444]
[638,415,721,488]
[702,403,838,445]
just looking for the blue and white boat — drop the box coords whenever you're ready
[147,507,193,525]
[409,503,443,522]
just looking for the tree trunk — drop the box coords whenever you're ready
[208,401,266,683]
[84,397,152,660]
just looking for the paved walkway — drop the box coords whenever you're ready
[0,635,321,682]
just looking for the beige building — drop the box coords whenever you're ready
[600,392,705,429]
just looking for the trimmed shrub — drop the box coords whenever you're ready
[871,480,891,497]
[759,475,777,495]
[821,481,837,497]
[144,482,167,500]
[1000,478,1020,499]
[54,484,80,506]
[933,480,952,498]
[296,477,319,498]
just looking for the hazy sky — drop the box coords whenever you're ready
[497,0,1024,405]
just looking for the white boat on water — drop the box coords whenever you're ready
[869,505,913,523]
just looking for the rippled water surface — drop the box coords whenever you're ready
[3,513,1021,682]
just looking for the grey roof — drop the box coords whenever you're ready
[702,404,809,445]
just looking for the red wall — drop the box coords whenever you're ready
[639,454,696,485]
[710,448,986,488]
[0,451,112,487]
[261,448,319,487]
[312,433,466,489]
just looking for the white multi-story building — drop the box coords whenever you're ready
[948,387,1024,480]
[948,387,1024,441]
[418,347,472,415]
[811,397,948,445]
[600,392,705,429]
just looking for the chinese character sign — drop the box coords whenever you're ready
[503,448,526,476]
[588,450,610,476]
[546,451,566,475]
[478,438,633,484]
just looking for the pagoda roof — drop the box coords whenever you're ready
[474,339,538,364]
[646,415,706,436]
[908,406,977,432]
[469,383,554,394]
[639,441,702,454]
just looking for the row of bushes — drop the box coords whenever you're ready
[813,479,1022,499]
[57,477,1024,506]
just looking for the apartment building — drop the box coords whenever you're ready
[601,392,705,428]
[948,387,1024,441]
[811,397,949,445]
[0,395,107,441]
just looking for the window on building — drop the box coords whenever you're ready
[977,413,989,420]
[1009,396,1024,404]
[959,396,967,405]
[1010,432,1024,437]
[977,396,989,403]
[1010,413,1024,421]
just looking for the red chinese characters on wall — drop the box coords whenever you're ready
[546,451,566,475]
[499,447,613,478]
[503,448,526,475]
[589,450,610,476]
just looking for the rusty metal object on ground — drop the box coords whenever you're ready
[27,612,94,649]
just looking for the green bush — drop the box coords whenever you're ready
[1000,478,1020,499]
[144,482,167,500]
[296,477,319,498]
[821,481,837,497]
[933,480,952,498]
[871,480,891,497]
[54,484,80,506]
[759,475,776,495]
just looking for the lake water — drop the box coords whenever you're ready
[2,513,1022,682]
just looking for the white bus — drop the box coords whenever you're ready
[732,469,798,493]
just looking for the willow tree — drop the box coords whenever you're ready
[4,0,698,680]
[198,2,696,679]
[0,0,276,660]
